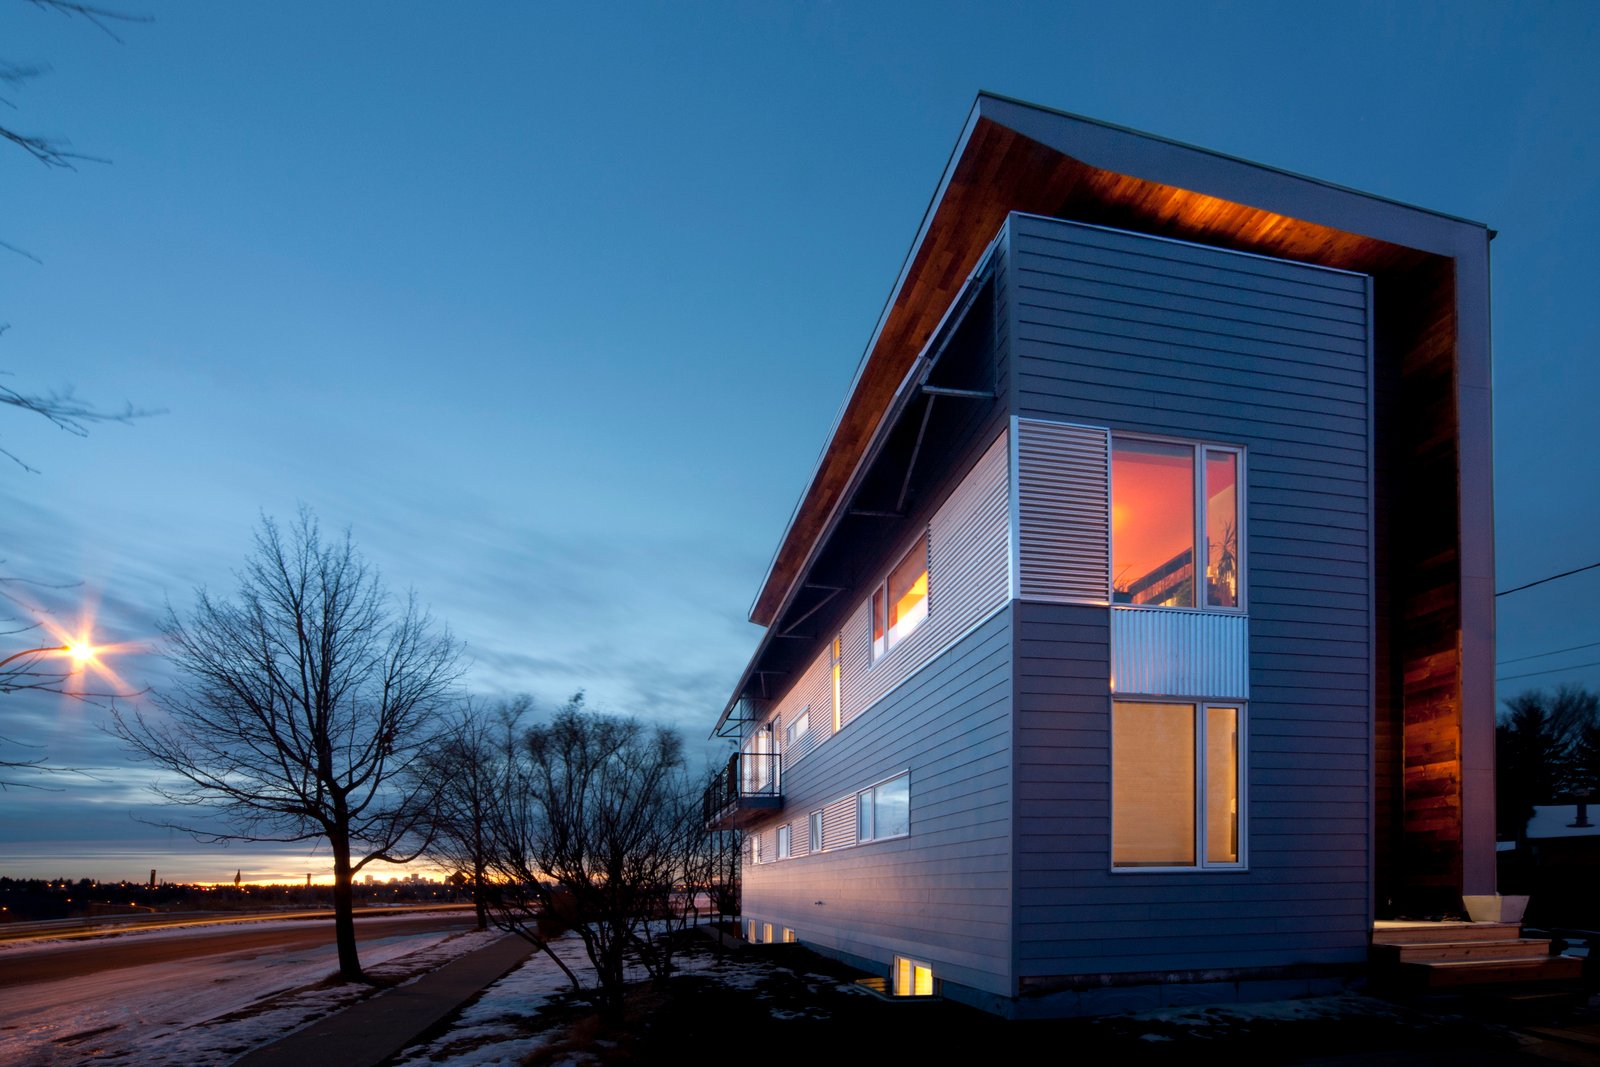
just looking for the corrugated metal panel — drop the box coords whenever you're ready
[822,793,857,851]
[1016,418,1111,604]
[1110,606,1249,700]
[851,430,1011,718]
[779,649,834,768]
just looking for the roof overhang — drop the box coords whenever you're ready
[746,91,1490,633]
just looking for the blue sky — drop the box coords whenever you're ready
[2,1,1597,882]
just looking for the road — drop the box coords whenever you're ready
[0,910,489,1067]
[0,909,474,987]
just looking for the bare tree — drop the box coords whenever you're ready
[416,695,528,930]
[112,509,463,980]
[481,696,711,1020]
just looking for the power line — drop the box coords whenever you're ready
[1497,560,1600,598]
[1497,658,1600,683]
[1498,638,1600,667]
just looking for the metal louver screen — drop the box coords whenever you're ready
[1016,418,1111,604]
[822,793,857,851]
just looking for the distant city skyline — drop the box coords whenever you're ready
[3,2,1599,882]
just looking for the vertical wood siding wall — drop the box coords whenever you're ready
[1007,214,1372,977]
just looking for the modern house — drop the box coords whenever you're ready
[706,93,1497,1017]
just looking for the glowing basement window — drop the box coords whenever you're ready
[893,956,935,997]
[746,919,756,942]
[782,928,796,943]
[763,922,773,944]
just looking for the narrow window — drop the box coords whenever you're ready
[763,922,773,944]
[1205,450,1240,608]
[784,707,809,749]
[750,833,763,866]
[831,636,843,732]
[782,928,796,944]
[1113,701,1243,869]
[747,919,756,942]
[808,809,823,852]
[871,536,930,663]
[776,824,792,860]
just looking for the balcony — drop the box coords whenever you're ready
[703,751,783,831]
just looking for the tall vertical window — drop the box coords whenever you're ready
[831,636,842,732]
[1112,701,1242,869]
[871,536,930,661]
[808,809,823,852]
[776,824,792,860]
[1112,438,1243,609]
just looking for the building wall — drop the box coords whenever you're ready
[741,607,1014,1002]
[1005,214,1374,982]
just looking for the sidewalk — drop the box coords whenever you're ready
[232,933,534,1067]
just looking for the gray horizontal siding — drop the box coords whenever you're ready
[742,608,1013,998]
[1007,214,1371,980]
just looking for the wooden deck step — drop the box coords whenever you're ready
[1372,921,1521,945]
[1373,938,1556,963]
[1401,955,1584,989]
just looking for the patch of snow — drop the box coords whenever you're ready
[0,917,496,1067]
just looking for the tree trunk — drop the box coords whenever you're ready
[472,859,488,931]
[330,827,364,981]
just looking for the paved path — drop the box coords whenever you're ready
[231,934,535,1067]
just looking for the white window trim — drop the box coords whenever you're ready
[1110,699,1249,873]
[869,530,931,668]
[775,823,792,860]
[784,706,810,750]
[893,955,937,997]
[808,809,824,853]
[1110,433,1247,614]
[855,770,911,845]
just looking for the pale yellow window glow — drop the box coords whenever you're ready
[1206,706,1240,864]
[1112,702,1196,866]
[894,956,934,996]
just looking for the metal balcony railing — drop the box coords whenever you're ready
[703,751,783,830]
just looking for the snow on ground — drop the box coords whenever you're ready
[393,931,824,1066]
[0,914,500,1067]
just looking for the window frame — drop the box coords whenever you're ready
[784,706,810,750]
[892,955,937,997]
[870,531,931,665]
[1110,434,1246,613]
[808,808,824,853]
[775,823,791,860]
[855,770,911,845]
[1109,699,1248,873]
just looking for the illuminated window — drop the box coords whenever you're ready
[763,922,773,944]
[831,636,842,732]
[809,809,824,852]
[784,707,809,749]
[893,956,935,997]
[1111,439,1242,609]
[776,824,791,860]
[872,536,929,661]
[857,772,910,842]
[1112,701,1242,869]
[782,928,796,943]
[746,919,756,942]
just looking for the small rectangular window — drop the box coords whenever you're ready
[747,919,756,942]
[750,833,763,865]
[763,922,773,944]
[776,824,791,860]
[782,928,796,943]
[857,772,910,843]
[893,956,935,997]
[784,707,809,749]
[871,536,930,662]
[808,809,823,852]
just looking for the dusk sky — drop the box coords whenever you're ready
[2,2,1597,883]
